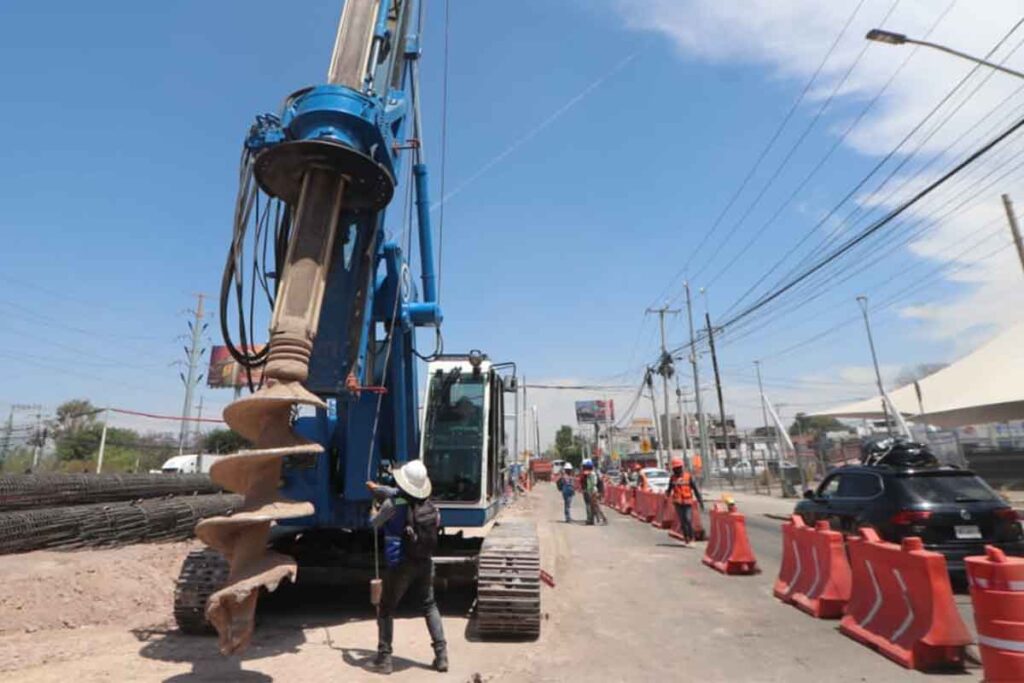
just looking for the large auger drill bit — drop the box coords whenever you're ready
[196,168,345,655]
[194,0,402,655]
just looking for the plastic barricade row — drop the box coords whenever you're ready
[632,490,659,523]
[966,545,1024,682]
[701,504,758,575]
[773,516,851,618]
[839,528,971,672]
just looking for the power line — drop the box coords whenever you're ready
[693,0,901,285]
[719,110,1024,333]
[655,0,869,304]
[724,13,1024,320]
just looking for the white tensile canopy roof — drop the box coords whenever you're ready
[812,321,1024,429]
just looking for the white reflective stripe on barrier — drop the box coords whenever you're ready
[786,539,802,596]
[807,545,821,598]
[707,515,721,558]
[861,560,884,629]
[723,520,733,563]
[978,634,1024,653]
[890,568,916,642]
[971,575,1024,591]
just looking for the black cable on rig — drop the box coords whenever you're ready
[220,145,277,390]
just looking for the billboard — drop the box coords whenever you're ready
[207,345,266,388]
[574,399,615,424]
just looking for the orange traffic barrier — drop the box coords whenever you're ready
[774,518,851,618]
[966,545,1024,682]
[651,496,673,530]
[773,514,805,600]
[839,528,971,671]
[601,484,618,511]
[619,487,634,515]
[701,503,758,575]
[632,489,659,523]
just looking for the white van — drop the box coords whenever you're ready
[157,454,223,474]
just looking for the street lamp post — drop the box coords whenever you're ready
[866,29,1024,80]
[867,28,1024,280]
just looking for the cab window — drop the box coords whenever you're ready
[422,371,484,502]
[837,473,882,498]
[818,475,841,498]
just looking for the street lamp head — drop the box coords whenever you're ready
[866,28,908,45]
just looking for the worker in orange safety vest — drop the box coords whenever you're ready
[666,457,704,543]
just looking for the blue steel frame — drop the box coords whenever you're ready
[243,0,444,531]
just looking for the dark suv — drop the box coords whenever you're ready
[795,464,1024,575]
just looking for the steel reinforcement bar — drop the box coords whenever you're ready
[0,493,244,554]
[0,473,221,511]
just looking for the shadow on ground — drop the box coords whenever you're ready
[133,582,478,681]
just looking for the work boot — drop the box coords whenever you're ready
[432,649,449,673]
[374,653,393,675]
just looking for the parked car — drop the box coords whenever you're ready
[795,463,1024,576]
[641,467,670,493]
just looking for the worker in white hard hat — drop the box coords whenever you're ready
[367,459,447,674]
[556,462,576,523]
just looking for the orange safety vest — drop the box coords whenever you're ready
[670,472,693,504]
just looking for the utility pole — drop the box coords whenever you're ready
[674,375,691,469]
[194,396,205,473]
[705,312,734,486]
[684,283,710,481]
[1001,194,1024,276]
[754,361,773,495]
[644,369,665,467]
[179,293,207,454]
[532,405,540,460]
[6,404,42,468]
[513,375,519,467]
[95,408,110,474]
[646,305,680,466]
[856,295,893,437]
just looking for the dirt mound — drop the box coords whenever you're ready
[0,541,194,635]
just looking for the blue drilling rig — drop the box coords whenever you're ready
[171,0,539,655]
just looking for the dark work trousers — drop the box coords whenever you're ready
[674,502,694,541]
[582,491,593,524]
[377,558,446,656]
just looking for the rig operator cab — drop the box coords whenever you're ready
[420,352,515,529]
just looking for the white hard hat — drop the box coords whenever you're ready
[394,459,432,499]
[563,463,573,471]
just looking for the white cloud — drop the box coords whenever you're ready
[611,0,1024,339]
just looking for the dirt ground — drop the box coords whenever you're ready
[0,487,983,682]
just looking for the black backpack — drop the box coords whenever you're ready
[404,499,439,560]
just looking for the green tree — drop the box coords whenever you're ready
[789,413,847,437]
[202,428,251,454]
[51,399,101,461]
[553,425,586,468]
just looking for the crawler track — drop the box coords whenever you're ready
[476,519,541,638]
[174,548,232,634]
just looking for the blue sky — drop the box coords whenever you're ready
[2,0,1023,446]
